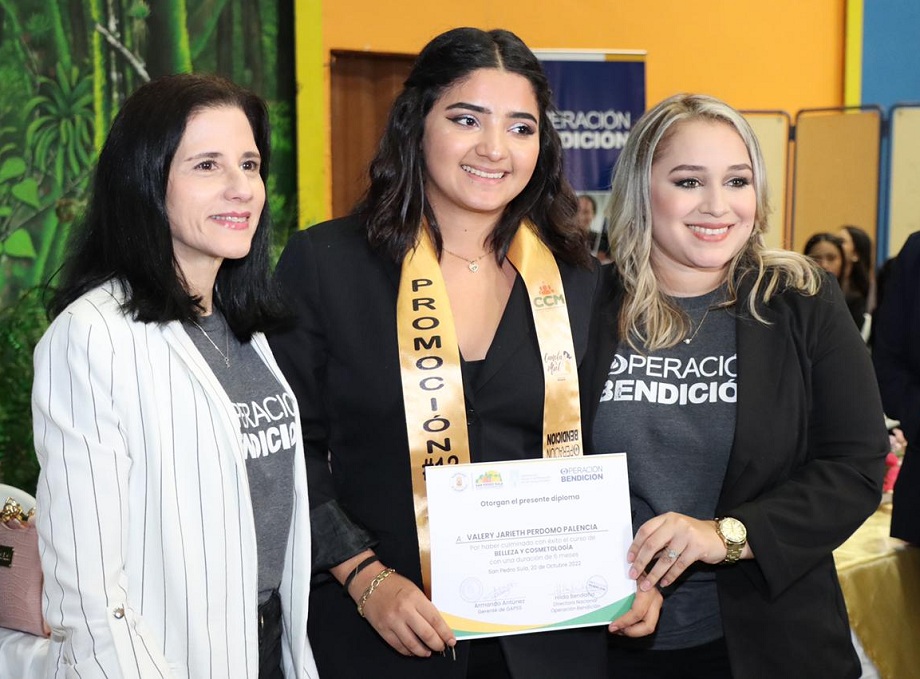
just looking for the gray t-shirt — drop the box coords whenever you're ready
[593,287,737,649]
[186,310,295,604]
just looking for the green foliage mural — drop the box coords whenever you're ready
[0,0,297,492]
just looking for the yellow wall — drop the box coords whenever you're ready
[296,0,326,229]
[299,0,846,223]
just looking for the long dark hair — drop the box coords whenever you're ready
[841,224,872,299]
[804,232,846,284]
[49,73,285,339]
[357,27,589,267]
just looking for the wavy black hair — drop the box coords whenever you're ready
[841,224,873,300]
[356,27,589,267]
[49,73,285,339]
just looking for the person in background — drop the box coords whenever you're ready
[839,224,874,331]
[872,231,920,545]
[577,193,612,263]
[803,232,846,283]
[269,27,660,679]
[588,93,887,678]
[577,192,600,254]
[577,193,599,233]
[32,74,318,679]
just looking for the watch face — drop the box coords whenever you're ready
[720,517,747,542]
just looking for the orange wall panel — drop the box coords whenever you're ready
[323,1,845,114]
[304,1,845,221]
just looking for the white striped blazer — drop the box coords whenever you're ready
[31,283,318,679]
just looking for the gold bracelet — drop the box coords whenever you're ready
[357,567,395,618]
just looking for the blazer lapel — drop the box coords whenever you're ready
[719,288,788,504]
[380,248,403,293]
[588,267,624,417]
[161,322,246,462]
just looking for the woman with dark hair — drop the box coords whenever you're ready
[803,232,846,283]
[839,224,874,329]
[270,26,659,679]
[588,94,886,678]
[33,74,318,678]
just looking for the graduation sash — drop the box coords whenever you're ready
[396,221,582,595]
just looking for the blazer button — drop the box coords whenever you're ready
[113,606,125,619]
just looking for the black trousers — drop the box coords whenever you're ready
[259,590,284,679]
[607,636,733,679]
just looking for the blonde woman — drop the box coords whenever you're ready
[586,94,887,678]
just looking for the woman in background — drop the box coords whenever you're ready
[588,93,886,678]
[839,224,874,330]
[803,232,846,283]
[33,74,317,678]
[270,26,659,679]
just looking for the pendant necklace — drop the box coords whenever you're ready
[442,246,491,273]
[683,306,712,345]
[192,319,231,368]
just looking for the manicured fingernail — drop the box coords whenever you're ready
[640,579,652,591]
[628,567,637,579]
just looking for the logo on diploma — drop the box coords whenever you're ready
[474,470,503,489]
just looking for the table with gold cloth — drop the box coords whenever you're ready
[833,502,920,679]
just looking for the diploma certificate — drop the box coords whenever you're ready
[425,453,634,639]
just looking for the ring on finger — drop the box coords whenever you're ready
[665,547,680,561]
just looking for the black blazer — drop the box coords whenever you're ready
[585,266,887,679]
[270,215,607,679]
[873,231,920,544]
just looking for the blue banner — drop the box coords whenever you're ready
[540,57,646,192]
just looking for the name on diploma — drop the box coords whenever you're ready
[425,453,634,639]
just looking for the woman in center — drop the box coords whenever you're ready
[270,27,659,679]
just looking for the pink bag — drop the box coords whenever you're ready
[0,501,49,637]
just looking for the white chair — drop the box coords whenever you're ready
[0,628,50,678]
[0,484,36,515]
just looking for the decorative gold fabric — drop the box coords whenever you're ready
[834,502,920,679]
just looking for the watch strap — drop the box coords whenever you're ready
[715,517,746,564]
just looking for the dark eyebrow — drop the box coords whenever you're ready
[185,151,222,162]
[445,102,538,124]
[668,163,752,174]
[183,150,261,162]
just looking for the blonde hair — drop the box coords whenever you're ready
[606,93,821,352]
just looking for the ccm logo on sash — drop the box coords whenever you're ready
[533,283,566,309]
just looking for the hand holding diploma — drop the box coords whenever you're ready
[333,550,456,657]
[608,587,662,637]
[426,454,640,639]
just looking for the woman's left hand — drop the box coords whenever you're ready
[627,512,726,590]
[608,586,662,637]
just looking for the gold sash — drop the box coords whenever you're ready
[396,221,582,595]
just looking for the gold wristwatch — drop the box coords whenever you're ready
[715,517,747,564]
